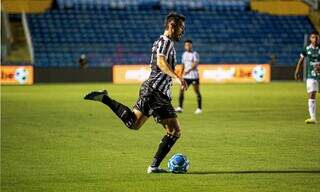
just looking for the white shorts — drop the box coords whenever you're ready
[306,79,319,93]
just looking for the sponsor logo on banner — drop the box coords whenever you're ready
[113,64,270,84]
[113,65,150,84]
[1,66,34,85]
[198,64,270,83]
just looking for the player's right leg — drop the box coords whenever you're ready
[175,88,185,113]
[84,90,148,129]
[305,79,318,124]
[148,117,181,173]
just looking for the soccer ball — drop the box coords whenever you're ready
[15,67,29,84]
[168,153,189,173]
[252,65,265,82]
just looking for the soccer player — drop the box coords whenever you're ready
[84,12,187,173]
[295,31,320,124]
[175,39,202,114]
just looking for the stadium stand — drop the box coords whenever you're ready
[27,0,315,67]
[55,0,249,11]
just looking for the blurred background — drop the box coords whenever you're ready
[1,0,319,84]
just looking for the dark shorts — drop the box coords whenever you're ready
[134,81,177,123]
[184,78,200,86]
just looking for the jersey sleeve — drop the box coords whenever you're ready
[194,52,200,63]
[300,46,307,58]
[157,39,173,59]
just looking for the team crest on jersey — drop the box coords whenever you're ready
[308,51,311,55]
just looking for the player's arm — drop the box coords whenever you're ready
[157,55,187,90]
[180,54,185,77]
[294,57,304,80]
[294,49,306,80]
[192,60,199,69]
[180,63,185,77]
[185,60,199,74]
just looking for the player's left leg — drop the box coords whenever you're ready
[305,79,318,124]
[132,109,148,129]
[176,79,192,113]
[306,91,317,124]
[192,80,202,114]
[84,90,148,129]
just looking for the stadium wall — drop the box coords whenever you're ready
[33,66,294,83]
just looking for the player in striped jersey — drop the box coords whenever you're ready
[84,12,187,173]
[175,39,202,114]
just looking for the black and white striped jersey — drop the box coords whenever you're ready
[146,35,176,100]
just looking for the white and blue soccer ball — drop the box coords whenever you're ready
[168,153,189,173]
[252,65,265,82]
[14,67,29,84]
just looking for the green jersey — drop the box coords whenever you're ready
[301,44,320,80]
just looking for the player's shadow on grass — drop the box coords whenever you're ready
[188,170,320,175]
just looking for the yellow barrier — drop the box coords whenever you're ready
[2,0,52,13]
[113,64,271,84]
[1,65,34,85]
[251,0,310,15]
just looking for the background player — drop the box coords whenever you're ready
[84,12,187,173]
[175,39,202,114]
[294,31,320,124]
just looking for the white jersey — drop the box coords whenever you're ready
[182,51,200,79]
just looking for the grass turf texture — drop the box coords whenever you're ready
[1,82,320,192]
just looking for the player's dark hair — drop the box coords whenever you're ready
[310,31,319,36]
[164,12,185,29]
[184,39,192,44]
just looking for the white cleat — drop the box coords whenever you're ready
[175,107,183,113]
[194,108,202,114]
[305,118,317,124]
[147,166,167,174]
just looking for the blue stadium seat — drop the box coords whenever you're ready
[27,6,314,67]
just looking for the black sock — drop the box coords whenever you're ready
[151,134,179,167]
[179,91,184,108]
[197,92,202,109]
[101,95,136,129]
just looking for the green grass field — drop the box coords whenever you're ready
[1,82,320,192]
